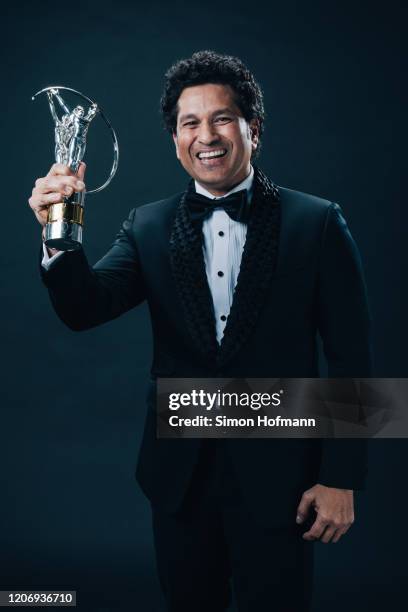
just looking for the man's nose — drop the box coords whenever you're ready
[197,121,220,145]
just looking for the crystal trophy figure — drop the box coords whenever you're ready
[32,86,119,250]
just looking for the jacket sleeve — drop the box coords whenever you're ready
[39,207,147,331]
[316,202,373,490]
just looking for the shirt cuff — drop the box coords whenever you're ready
[41,242,64,270]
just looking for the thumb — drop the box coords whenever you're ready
[296,489,315,524]
[76,161,86,181]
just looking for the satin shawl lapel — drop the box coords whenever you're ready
[169,166,280,369]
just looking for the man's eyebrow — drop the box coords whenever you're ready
[178,113,198,123]
[211,107,235,116]
[178,108,236,123]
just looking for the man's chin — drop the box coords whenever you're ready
[192,166,235,189]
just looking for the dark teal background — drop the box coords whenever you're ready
[1,0,407,610]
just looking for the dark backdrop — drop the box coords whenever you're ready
[1,1,407,610]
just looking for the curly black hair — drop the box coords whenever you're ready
[160,50,265,158]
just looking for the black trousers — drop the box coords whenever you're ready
[151,439,314,612]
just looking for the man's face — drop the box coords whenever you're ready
[173,83,259,196]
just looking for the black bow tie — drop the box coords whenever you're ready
[185,188,250,226]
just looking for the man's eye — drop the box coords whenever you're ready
[184,121,198,127]
[215,116,231,122]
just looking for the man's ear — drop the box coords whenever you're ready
[249,119,259,153]
[172,131,180,159]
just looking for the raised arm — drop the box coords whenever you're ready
[52,89,70,115]
[47,92,59,125]
[29,163,147,331]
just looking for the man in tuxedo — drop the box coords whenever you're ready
[29,50,372,611]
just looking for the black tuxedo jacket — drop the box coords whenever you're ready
[39,168,372,527]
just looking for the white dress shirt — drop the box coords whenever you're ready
[195,166,254,343]
[41,166,254,344]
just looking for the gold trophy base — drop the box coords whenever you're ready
[44,200,84,251]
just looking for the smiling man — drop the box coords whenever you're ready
[173,82,258,194]
[29,51,372,611]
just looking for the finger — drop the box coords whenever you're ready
[40,176,82,195]
[296,491,314,524]
[41,192,66,205]
[29,191,64,210]
[76,161,86,181]
[47,163,76,178]
[320,525,338,544]
[331,527,348,543]
[302,516,328,541]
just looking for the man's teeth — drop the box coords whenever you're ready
[198,149,227,159]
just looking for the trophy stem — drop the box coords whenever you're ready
[44,191,85,250]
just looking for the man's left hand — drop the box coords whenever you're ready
[296,484,354,543]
